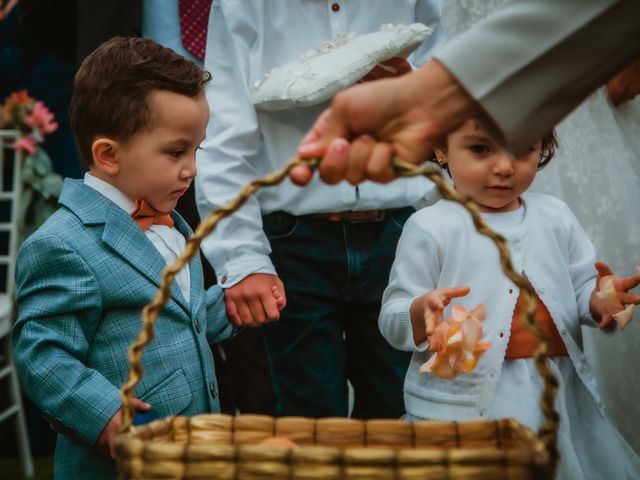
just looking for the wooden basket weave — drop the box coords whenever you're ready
[115,158,559,479]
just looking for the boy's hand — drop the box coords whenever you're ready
[410,287,470,346]
[95,399,150,460]
[224,274,286,327]
[590,261,640,330]
[271,285,286,311]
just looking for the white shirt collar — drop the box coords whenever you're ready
[84,172,136,214]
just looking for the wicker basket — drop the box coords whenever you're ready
[115,159,559,479]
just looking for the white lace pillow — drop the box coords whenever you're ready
[251,23,432,111]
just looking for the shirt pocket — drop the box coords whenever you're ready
[405,382,477,406]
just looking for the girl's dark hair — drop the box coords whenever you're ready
[431,125,558,171]
[70,36,212,170]
[538,130,558,169]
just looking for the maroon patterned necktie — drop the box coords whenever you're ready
[178,0,212,61]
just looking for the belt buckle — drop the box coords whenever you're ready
[350,210,386,223]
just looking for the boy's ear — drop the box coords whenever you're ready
[91,138,121,176]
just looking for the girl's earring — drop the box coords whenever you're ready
[438,157,446,166]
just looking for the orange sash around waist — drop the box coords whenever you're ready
[505,293,568,359]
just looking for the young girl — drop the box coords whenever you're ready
[379,120,640,479]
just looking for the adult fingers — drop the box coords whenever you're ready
[318,138,350,184]
[236,300,256,327]
[260,291,281,323]
[293,109,333,185]
[289,164,315,186]
[345,135,375,185]
[366,141,396,183]
[224,296,242,326]
[246,295,267,326]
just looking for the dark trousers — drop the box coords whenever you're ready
[262,208,414,419]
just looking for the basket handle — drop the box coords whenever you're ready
[119,156,559,469]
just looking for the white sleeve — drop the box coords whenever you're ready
[195,0,276,287]
[412,0,447,64]
[434,0,640,154]
[562,203,598,327]
[379,214,441,352]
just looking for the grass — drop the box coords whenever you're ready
[0,455,53,480]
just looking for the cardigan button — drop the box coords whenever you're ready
[331,3,340,12]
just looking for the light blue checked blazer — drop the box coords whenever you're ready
[12,179,234,479]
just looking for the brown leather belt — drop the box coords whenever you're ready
[310,209,388,223]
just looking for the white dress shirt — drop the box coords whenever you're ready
[196,0,446,287]
[84,173,190,304]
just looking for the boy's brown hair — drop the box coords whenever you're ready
[70,36,212,170]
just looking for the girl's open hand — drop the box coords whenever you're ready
[591,261,640,330]
[410,287,470,346]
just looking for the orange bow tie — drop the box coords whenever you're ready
[130,199,174,230]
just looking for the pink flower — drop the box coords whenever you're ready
[25,101,58,135]
[420,304,492,380]
[14,136,37,155]
[4,90,34,110]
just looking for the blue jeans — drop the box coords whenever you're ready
[262,208,414,418]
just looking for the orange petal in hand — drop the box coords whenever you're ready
[420,303,492,379]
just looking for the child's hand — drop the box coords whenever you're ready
[224,274,286,327]
[410,287,470,346]
[590,261,640,330]
[95,398,150,459]
[271,285,286,311]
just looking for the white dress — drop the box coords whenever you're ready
[441,0,640,458]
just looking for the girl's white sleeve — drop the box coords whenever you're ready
[379,214,441,352]
[563,203,598,327]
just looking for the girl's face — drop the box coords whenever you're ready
[436,121,541,213]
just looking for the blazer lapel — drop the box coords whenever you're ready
[102,204,192,315]
[172,213,205,318]
[59,179,193,315]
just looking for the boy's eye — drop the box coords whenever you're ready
[469,144,490,155]
[169,150,184,158]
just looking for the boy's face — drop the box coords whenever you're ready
[436,121,540,213]
[114,90,209,212]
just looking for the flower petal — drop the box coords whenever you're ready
[613,304,635,330]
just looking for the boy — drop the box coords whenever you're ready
[12,37,233,479]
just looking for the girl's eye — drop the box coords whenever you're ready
[469,144,490,155]
[169,150,184,158]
